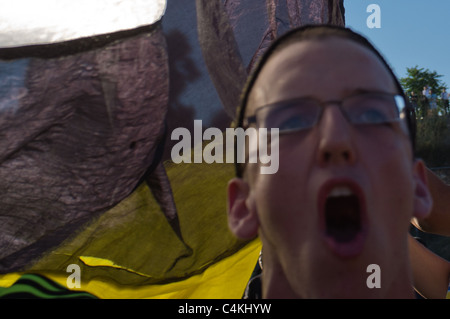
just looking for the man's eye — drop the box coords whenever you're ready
[269,107,318,131]
[278,115,310,130]
[355,108,389,124]
[264,103,318,131]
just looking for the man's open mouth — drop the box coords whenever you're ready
[325,186,361,242]
[319,180,367,257]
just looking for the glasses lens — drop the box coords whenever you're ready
[258,99,321,132]
[252,93,403,133]
[343,93,401,125]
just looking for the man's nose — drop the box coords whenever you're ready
[317,105,356,166]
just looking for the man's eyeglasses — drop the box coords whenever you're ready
[243,92,406,133]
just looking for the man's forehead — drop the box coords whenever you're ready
[246,37,396,113]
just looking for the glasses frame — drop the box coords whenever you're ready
[243,91,406,134]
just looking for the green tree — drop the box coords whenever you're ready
[400,66,448,117]
[402,67,450,167]
[415,114,450,167]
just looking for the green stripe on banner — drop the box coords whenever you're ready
[0,274,97,299]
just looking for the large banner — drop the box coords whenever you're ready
[0,0,345,299]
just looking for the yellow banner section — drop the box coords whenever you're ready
[0,239,261,299]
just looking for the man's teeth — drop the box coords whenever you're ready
[327,186,354,198]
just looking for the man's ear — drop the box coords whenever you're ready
[227,177,259,240]
[412,159,433,220]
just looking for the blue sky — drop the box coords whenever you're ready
[344,0,450,89]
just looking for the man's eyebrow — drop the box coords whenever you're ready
[258,88,395,107]
[342,88,391,97]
